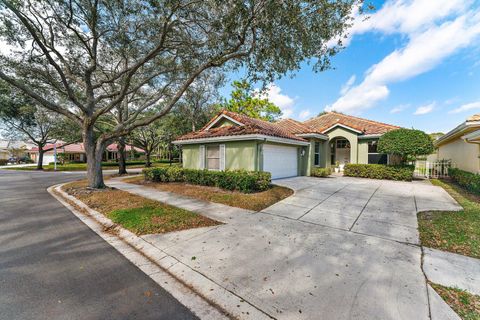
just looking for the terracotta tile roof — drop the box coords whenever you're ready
[303,112,400,135]
[178,110,306,141]
[30,142,144,153]
[274,118,324,134]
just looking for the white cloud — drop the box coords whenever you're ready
[258,83,295,119]
[448,101,480,113]
[414,102,435,115]
[329,4,480,114]
[390,104,409,114]
[298,110,311,120]
[340,75,356,95]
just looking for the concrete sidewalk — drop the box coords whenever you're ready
[103,176,464,320]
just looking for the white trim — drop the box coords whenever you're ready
[204,114,244,130]
[219,144,226,170]
[173,134,310,146]
[322,123,363,134]
[435,121,480,146]
[296,133,329,140]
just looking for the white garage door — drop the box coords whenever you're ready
[263,144,298,179]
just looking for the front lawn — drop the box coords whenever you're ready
[430,283,480,320]
[62,180,219,234]
[7,161,177,171]
[124,176,293,211]
[418,179,480,259]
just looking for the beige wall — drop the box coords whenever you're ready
[325,127,359,165]
[438,138,480,173]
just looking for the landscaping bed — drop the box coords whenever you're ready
[418,179,480,259]
[430,283,480,320]
[62,180,219,234]
[124,175,293,211]
[343,163,414,181]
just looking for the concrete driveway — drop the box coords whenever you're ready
[130,176,461,320]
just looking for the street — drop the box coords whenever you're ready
[0,170,198,320]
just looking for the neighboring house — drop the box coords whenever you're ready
[29,142,145,164]
[0,139,35,160]
[173,110,400,179]
[433,114,480,173]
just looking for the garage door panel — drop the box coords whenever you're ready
[263,144,298,179]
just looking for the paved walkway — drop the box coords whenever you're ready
[106,176,463,320]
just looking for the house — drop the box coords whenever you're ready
[173,110,400,179]
[0,140,36,160]
[433,114,480,173]
[29,142,145,164]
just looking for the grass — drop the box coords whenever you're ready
[6,161,178,171]
[124,175,293,211]
[430,283,480,320]
[418,179,480,259]
[62,180,219,235]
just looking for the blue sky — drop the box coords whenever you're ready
[223,0,480,134]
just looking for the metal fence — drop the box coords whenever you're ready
[413,159,454,179]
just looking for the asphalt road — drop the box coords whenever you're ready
[0,170,199,320]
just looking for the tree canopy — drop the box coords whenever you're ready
[378,128,435,161]
[0,0,360,187]
[218,80,282,122]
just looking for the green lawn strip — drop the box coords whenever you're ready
[62,180,219,235]
[108,204,216,235]
[418,179,480,259]
[430,283,480,320]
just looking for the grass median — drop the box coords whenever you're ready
[62,180,219,235]
[418,179,480,259]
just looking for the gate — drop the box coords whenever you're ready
[414,159,454,179]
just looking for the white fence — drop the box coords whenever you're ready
[413,160,454,179]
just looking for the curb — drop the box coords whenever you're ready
[48,184,274,320]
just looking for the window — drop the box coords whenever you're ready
[336,139,350,149]
[314,142,320,166]
[368,141,378,153]
[207,145,220,170]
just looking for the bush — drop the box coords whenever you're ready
[378,128,434,162]
[343,164,414,181]
[143,167,271,193]
[0,159,7,166]
[311,167,332,177]
[449,168,480,194]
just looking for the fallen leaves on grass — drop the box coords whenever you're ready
[431,283,480,320]
[62,180,219,235]
[126,178,293,211]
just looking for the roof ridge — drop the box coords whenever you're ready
[326,111,400,128]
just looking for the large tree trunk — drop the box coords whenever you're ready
[117,137,127,175]
[84,127,106,188]
[37,149,44,170]
[145,151,152,167]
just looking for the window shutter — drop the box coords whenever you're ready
[219,144,226,171]
[199,145,205,169]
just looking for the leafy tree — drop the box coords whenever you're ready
[219,80,282,122]
[378,128,435,162]
[131,121,163,168]
[0,82,81,169]
[0,0,360,188]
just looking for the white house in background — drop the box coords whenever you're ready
[433,114,480,173]
[0,140,36,160]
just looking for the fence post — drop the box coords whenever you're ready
[426,161,430,179]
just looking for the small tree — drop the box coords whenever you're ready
[378,128,434,163]
[219,80,282,122]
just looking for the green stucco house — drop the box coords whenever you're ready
[173,110,400,179]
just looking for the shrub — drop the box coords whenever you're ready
[449,168,480,194]
[378,128,434,162]
[311,167,332,177]
[143,167,271,193]
[0,159,7,166]
[343,164,414,181]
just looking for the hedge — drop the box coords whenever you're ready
[343,164,414,181]
[143,167,271,193]
[311,167,332,178]
[449,168,480,194]
[0,159,7,166]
